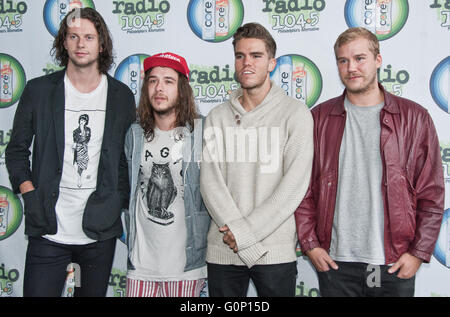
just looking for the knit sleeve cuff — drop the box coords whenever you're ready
[237,243,268,268]
[227,217,258,251]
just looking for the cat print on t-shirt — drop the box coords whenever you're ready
[139,129,184,226]
[144,162,177,225]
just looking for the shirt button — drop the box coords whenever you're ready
[236,119,241,125]
[235,114,240,120]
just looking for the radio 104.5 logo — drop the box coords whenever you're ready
[261,0,327,33]
[112,0,170,34]
[429,0,450,30]
[0,0,28,33]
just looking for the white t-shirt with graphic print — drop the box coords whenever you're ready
[128,127,206,282]
[44,74,107,245]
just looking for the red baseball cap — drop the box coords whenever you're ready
[143,52,190,79]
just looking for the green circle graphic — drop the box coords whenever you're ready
[377,0,409,41]
[291,55,322,108]
[0,53,26,108]
[0,186,23,241]
[271,54,322,108]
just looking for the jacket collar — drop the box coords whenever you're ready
[330,83,400,115]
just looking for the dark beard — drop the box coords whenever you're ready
[152,104,176,117]
[69,57,99,70]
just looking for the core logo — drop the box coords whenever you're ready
[112,0,170,34]
[270,54,322,108]
[0,186,23,241]
[377,64,410,96]
[189,64,239,114]
[43,0,95,37]
[429,0,450,30]
[344,0,409,40]
[114,53,149,106]
[187,0,244,43]
[0,0,27,33]
[262,0,326,34]
[430,56,449,113]
[433,208,450,268]
[0,53,25,108]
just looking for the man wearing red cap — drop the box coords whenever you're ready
[123,52,210,297]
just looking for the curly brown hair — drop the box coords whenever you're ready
[137,70,199,141]
[51,8,114,74]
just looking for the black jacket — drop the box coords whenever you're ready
[5,70,136,240]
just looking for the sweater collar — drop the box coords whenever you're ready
[229,81,286,117]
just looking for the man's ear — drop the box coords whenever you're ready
[268,57,277,72]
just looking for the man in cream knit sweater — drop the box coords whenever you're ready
[200,23,314,297]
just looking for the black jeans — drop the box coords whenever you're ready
[207,262,297,297]
[317,261,415,297]
[23,236,116,297]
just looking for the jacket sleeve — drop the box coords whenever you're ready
[408,113,444,262]
[118,91,136,210]
[294,108,322,254]
[5,83,34,194]
[294,182,321,254]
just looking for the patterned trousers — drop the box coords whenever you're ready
[126,278,206,297]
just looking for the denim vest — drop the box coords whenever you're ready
[123,118,210,272]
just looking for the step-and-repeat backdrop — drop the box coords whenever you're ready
[0,0,449,297]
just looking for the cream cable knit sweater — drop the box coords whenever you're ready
[200,83,314,268]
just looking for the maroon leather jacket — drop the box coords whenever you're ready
[295,85,444,264]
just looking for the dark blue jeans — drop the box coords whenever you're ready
[23,236,116,297]
[207,262,297,297]
[317,261,415,297]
